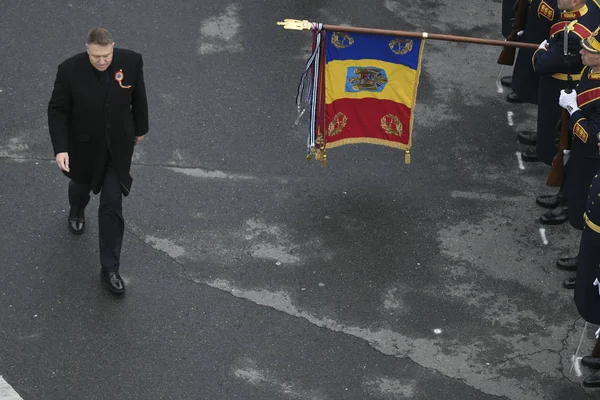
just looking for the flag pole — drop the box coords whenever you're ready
[276,19,539,50]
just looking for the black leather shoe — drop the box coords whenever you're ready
[100,270,125,295]
[506,92,523,103]
[517,131,537,145]
[536,193,563,209]
[500,76,512,88]
[583,371,600,387]
[563,276,576,289]
[68,209,85,235]
[540,204,569,225]
[582,356,600,369]
[556,255,578,271]
[521,148,539,162]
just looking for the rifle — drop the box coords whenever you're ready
[547,25,576,187]
[498,0,529,65]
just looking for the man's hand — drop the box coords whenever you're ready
[134,136,144,145]
[559,89,580,115]
[538,39,548,50]
[56,152,69,172]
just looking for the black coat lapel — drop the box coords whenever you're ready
[105,53,118,101]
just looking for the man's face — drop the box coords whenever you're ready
[557,0,575,10]
[580,48,600,66]
[86,43,114,71]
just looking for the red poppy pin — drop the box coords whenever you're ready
[114,69,132,88]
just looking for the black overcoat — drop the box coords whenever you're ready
[502,0,517,39]
[48,48,148,196]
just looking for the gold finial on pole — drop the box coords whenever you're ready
[276,19,313,30]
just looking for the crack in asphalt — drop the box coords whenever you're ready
[122,224,537,400]
[0,155,296,182]
[560,318,582,381]
[500,348,553,364]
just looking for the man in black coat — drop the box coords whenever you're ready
[48,28,148,295]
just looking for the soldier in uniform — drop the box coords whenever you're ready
[531,0,598,226]
[558,28,600,293]
[511,0,559,145]
[573,165,600,386]
[556,31,600,388]
[501,0,518,90]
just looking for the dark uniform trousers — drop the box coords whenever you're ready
[69,156,124,273]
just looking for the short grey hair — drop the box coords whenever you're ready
[86,28,113,45]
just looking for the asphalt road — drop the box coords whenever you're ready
[1,0,599,399]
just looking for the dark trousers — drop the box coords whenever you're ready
[68,164,124,272]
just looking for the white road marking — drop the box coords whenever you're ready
[539,228,548,245]
[516,152,525,170]
[0,376,23,400]
[168,167,256,181]
[572,356,583,377]
[496,66,505,93]
[507,111,514,126]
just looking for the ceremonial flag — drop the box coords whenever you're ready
[298,25,425,165]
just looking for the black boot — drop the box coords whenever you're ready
[536,192,563,209]
[563,276,576,289]
[540,200,568,225]
[517,131,537,145]
[521,148,539,162]
[583,371,600,387]
[68,208,85,234]
[556,255,578,271]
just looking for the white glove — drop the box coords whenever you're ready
[559,89,580,115]
[538,39,548,50]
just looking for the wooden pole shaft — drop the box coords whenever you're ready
[321,24,539,50]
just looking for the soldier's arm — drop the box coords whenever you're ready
[569,107,600,149]
[47,64,71,156]
[131,55,148,137]
[533,39,568,74]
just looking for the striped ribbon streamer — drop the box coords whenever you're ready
[295,23,323,150]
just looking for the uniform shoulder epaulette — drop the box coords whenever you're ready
[550,20,593,39]
[573,118,589,143]
[538,1,555,21]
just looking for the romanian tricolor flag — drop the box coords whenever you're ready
[298,25,425,165]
